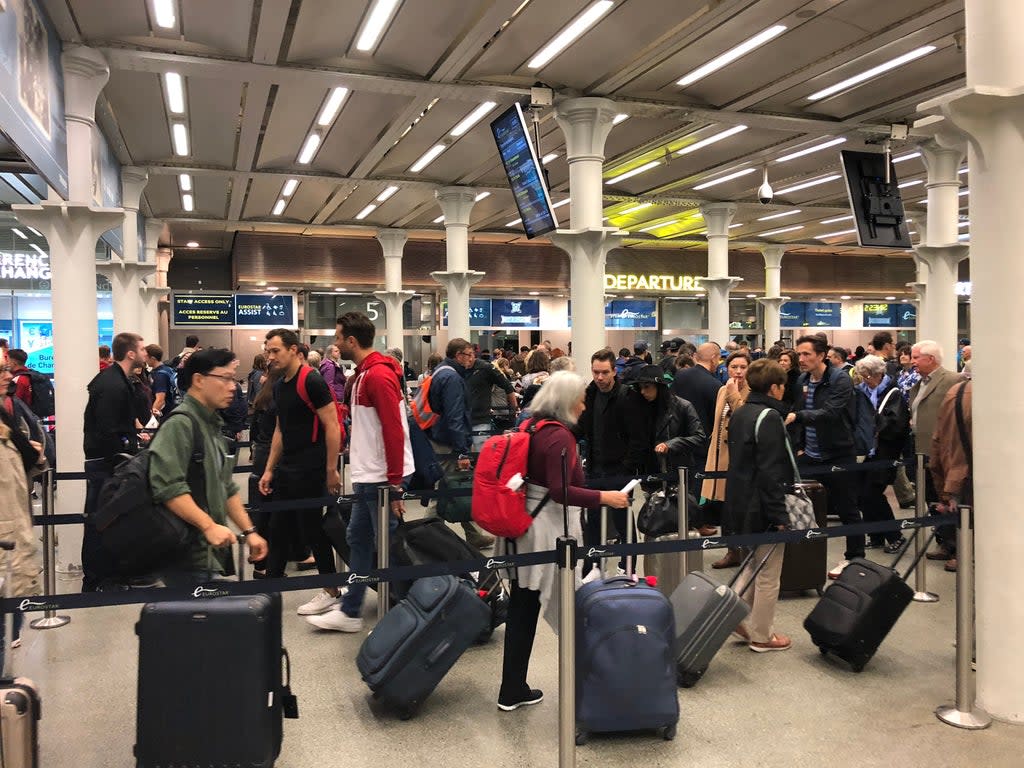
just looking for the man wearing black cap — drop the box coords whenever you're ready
[658,337,685,378]
[623,364,705,478]
[619,340,650,384]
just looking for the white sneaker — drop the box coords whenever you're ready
[828,560,851,580]
[297,590,339,615]
[307,609,364,633]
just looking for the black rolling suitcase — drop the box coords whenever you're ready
[779,481,828,595]
[0,541,41,768]
[135,550,297,767]
[356,575,490,719]
[804,534,934,671]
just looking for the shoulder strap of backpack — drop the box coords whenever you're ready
[163,411,209,512]
[295,366,319,442]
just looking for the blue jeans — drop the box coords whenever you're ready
[340,479,408,618]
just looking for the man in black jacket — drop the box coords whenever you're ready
[82,331,148,591]
[579,348,630,574]
[671,341,723,502]
[785,335,862,578]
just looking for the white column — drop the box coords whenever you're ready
[919,0,1024,723]
[139,219,167,347]
[62,47,110,203]
[432,187,484,342]
[700,203,741,345]
[549,97,623,369]
[100,167,150,333]
[757,245,788,346]
[372,228,414,348]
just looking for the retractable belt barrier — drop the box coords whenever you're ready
[1,512,952,615]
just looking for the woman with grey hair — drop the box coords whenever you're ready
[855,355,910,552]
[498,371,628,712]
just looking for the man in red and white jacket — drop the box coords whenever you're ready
[307,310,414,632]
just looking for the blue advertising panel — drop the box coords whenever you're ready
[0,0,69,198]
[171,294,235,327]
[897,303,916,328]
[780,301,806,328]
[490,104,557,239]
[491,299,540,328]
[20,319,53,373]
[441,298,492,328]
[98,318,113,347]
[863,303,898,327]
[234,294,296,327]
[605,299,657,329]
[805,302,841,327]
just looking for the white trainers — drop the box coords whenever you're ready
[297,590,339,615]
[307,609,364,633]
[828,560,851,580]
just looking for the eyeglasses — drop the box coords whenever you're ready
[456,350,475,358]
[202,373,237,384]
[0,367,10,374]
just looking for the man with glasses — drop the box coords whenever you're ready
[424,338,494,549]
[258,328,342,617]
[148,348,268,586]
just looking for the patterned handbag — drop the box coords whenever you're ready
[754,409,816,530]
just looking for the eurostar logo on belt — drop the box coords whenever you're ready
[485,558,514,570]
[804,529,828,539]
[192,586,230,599]
[585,548,610,559]
[347,573,379,585]
[18,598,56,612]
[701,538,725,549]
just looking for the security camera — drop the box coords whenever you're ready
[758,166,773,205]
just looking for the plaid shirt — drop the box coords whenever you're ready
[897,367,920,404]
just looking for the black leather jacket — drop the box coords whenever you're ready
[623,387,706,474]
[789,364,855,460]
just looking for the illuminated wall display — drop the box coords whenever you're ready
[0,252,51,281]
[604,273,703,291]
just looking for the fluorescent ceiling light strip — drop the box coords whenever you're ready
[677,24,788,86]
[552,198,571,209]
[893,152,921,163]
[171,123,189,156]
[528,0,614,69]
[26,227,41,237]
[11,228,26,240]
[815,228,857,239]
[164,72,185,114]
[182,193,194,212]
[692,166,757,190]
[605,160,661,185]
[638,220,679,232]
[542,153,559,165]
[356,0,401,51]
[355,204,377,220]
[959,233,970,241]
[612,114,629,125]
[959,167,969,175]
[775,137,846,163]
[676,125,747,156]
[272,199,286,216]
[775,174,841,195]
[433,215,445,224]
[620,202,652,215]
[760,225,803,237]
[820,214,854,225]
[376,185,399,202]
[451,102,497,137]
[409,144,446,173]
[178,173,192,192]
[298,133,321,164]
[729,223,744,229]
[897,179,923,189]
[317,88,349,127]
[959,188,969,196]
[282,179,298,197]
[958,220,970,228]
[29,243,46,256]
[506,218,522,227]
[153,0,175,28]
[474,191,490,202]
[757,209,801,221]
[808,45,937,101]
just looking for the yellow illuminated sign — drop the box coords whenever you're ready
[604,273,703,292]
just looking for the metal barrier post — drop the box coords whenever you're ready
[677,467,699,574]
[912,453,939,603]
[936,505,991,729]
[599,505,609,579]
[376,486,390,617]
[556,535,577,767]
[30,469,70,630]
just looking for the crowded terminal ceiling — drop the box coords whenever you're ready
[38,0,968,259]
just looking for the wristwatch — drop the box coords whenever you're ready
[240,526,257,537]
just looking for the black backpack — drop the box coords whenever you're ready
[93,412,207,577]
[17,369,55,419]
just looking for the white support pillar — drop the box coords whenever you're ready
[139,219,167,348]
[373,229,414,349]
[757,244,789,346]
[549,97,624,369]
[62,47,110,204]
[919,0,1024,723]
[432,188,484,342]
[700,203,742,346]
[100,167,150,333]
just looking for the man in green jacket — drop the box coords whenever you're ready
[149,348,268,585]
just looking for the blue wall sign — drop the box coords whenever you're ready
[605,299,657,329]
[234,294,296,327]
[491,299,540,329]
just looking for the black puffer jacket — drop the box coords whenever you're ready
[622,387,706,475]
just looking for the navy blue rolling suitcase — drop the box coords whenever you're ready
[356,575,490,719]
[575,576,679,744]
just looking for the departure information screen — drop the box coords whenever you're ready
[490,104,558,239]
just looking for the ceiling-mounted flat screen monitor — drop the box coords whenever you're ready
[490,103,558,239]
[840,150,912,249]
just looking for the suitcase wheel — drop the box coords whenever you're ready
[851,662,865,673]
[816,587,825,597]
[677,671,700,689]
[661,724,677,741]
[575,729,589,746]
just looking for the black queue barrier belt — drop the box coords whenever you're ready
[0,513,951,615]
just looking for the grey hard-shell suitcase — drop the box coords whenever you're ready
[356,575,490,719]
[0,541,41,768]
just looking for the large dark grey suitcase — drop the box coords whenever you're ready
[779,481,828,595]
[135,593,296,767]
[356,575,490,719]
[0,541,40,768]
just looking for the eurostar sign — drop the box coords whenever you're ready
[604,273,703,292]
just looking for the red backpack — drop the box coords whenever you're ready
[296,366,348,446]
[471,419,565,539]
